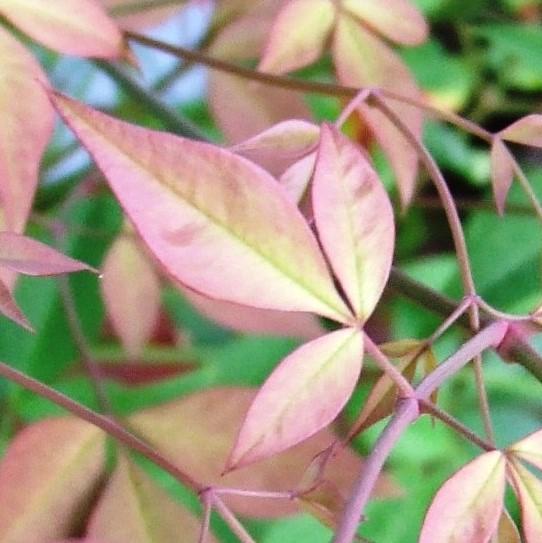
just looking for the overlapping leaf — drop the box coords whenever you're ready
[0,418,106,543]
[508,460,542,542]
[499,115,542,148]
[495,509,521,543]
[101,233,161,357]
[128,387,397,518]
[419,450,506,543]
[258,0,334,74]
[333,16,422,207]
[0,27,54,233]
[312,125,394,320]
[227,328,364,469]
[87,455,215,542]
[102,0,187,30]
[508,428,542,471]
[0,0,123,57]
[50,93,351,323]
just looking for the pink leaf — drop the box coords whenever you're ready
[333,15,422,207]
[0,27,54,233]
[258,0,335,74]
[490,139,515,216]
[51,93,351,323]
[101,0,188,31]
[0,417,106,543]
[279,152,317,204]
[343,0,428,46]
[494,509,521,543]
[0,276,32,330]
[0,0,123,58]
[312,125,395,320]
[227,328,363,469]
[0,232,93,276]
[129,387,397,518]
[508,459,542,543]
[499,115,542,148]
[87,455,216,542]
[419,450,506,543]
[182,286,325,339]
[101,233,161,357]
[508,428,542,472]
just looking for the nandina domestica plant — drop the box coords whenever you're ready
[0,1,541,542]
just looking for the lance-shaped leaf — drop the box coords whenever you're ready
[259,0,335,74]
[51,93,351,323]
[499,115,542,148]
[419,450,506,543]
[0,276,31,330]
[0,417,106,543]
[129,387,396,518]
[312,125,394,321]
[508,428,542,471]
[342,0,428,46]
[227,328,364,469]
[508,460,542,542]
[101,233,161,357]
[182,286,325,339]
[333,15,422,207]
[491,139,515,215]
[0,27,54,233]
[279,152,317,204]
[0,0,123,58]
[87,455,216,543]
[102,0,187,31]
[0,232,93,276]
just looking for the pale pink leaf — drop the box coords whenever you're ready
[129,387,397,518]
[0,417,106,543]
[333,15,422,207]
[419,450,506,543]
[51,93,351,323]
[499,115,542,148]
[0,276,32,330]
[490,139,515,216]
[209,72,311,146]
[182,286,324,339]
[0,0,123,57]
[101,234,161,357]
[258,0,334,74]
[508,460,542,543]
[0,232,93,276]
[343,0,428,46]
[312,125,394,320]
[0,27,54,233]
[227,328,363,469]
[279,152,317,204]
[101,0,187,30]
[87,455,216,542]
[509,428,542,472]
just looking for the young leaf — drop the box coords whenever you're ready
[0,232,93,276]
[508,428,542,471]
[87,455,216,542]
[495,509,521,543]
[279,153,317,204]
[101,233,161,357]
[128,387,395,518]
[102,0,187,31]
[499,115,542,148]
[0,0,123,58]
[258,0,335,74]
[0,276,32,330]
[333,15,422,207]
[0,417,106,543]
[342,0,428,46]
[0,26,54,233]
[419,450,506,543]
[508,460,542,542]
[490,139,515,215]
[312,125,395,320]
[227,328,364,469]
[50,93,352,323]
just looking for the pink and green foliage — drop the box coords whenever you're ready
[0,1,541,542]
